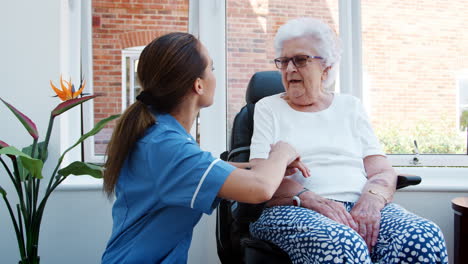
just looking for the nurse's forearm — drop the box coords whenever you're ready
[248,152,291,197]
[218,154,290,204]
[265,177,305,206]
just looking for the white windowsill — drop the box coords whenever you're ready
[56,177,103,191]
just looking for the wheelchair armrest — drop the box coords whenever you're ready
[227,146,250,161]
[396,174,421,190]
[220,147,250,162]
[220,151,229,161]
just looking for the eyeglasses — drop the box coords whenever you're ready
[274,55,323,70]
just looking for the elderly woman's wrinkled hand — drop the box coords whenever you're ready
[304,195,358,230]
[350,193,385,252]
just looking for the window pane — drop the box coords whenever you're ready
[226,0,339,141]
[362,0,468,154]
[91,0,189,156]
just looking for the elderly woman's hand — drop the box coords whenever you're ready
[303,194,358,230]
[350,192,386,252]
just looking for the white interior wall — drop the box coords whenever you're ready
[0,1,466,264]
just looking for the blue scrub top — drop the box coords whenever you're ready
[102,113,235,264]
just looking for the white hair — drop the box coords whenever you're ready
[274,17,342,89]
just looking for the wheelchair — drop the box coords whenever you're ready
[216,71,422,264]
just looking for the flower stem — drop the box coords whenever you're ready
[40,115,54,161]
[16,204,26,252]
[1,157,18,188]
[11,160,29,234]
[2,194,26,259]
[0,157,26,251]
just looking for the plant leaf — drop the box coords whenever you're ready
[0,140,15,160]
[51,95,97,117]
[22,141,48,162]
[0,140,9,148]
[58,161,103,178]
[0,98,39,140]
[0,185,6,197]
[16,142,48,180]
[19,156,43,180]
[0,146,43,179]
[63,114,120,155]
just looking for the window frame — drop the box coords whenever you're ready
[121,48,143,111]
[64,0,466,190]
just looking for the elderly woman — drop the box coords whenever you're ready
[249,18,448,264]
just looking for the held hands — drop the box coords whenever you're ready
[269,141,310,178]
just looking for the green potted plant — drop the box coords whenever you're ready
[0,76,119,264]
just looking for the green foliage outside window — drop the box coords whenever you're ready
[376,119,467,154]
[460,110,468,131]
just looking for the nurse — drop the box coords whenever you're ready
[101,32,309,264]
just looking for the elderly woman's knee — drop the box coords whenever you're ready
[289,226,370,264]
[404,221,445,246]
[315,224,366,249]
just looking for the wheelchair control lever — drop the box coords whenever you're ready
[411,140,421,165]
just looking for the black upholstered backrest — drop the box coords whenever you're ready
[229,71,285,161]
[246,71,285,104]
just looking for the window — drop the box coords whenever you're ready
[360,0,467,166]
[121,48,142,111]
[76,0,466,167]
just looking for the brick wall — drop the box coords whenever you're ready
[361,0,468,131]
[92,0,189,154]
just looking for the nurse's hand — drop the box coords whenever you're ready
[285,159,310,178]
[269,141,310,178]
[269,141,298,164]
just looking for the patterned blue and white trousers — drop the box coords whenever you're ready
[250,203,448,264]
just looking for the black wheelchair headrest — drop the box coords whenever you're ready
[246,71,285,104]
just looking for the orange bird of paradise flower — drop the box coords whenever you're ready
[50,75,86,101]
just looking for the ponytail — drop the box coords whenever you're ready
[103,101,155,197]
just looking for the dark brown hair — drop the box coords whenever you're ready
[103,32,207,197]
